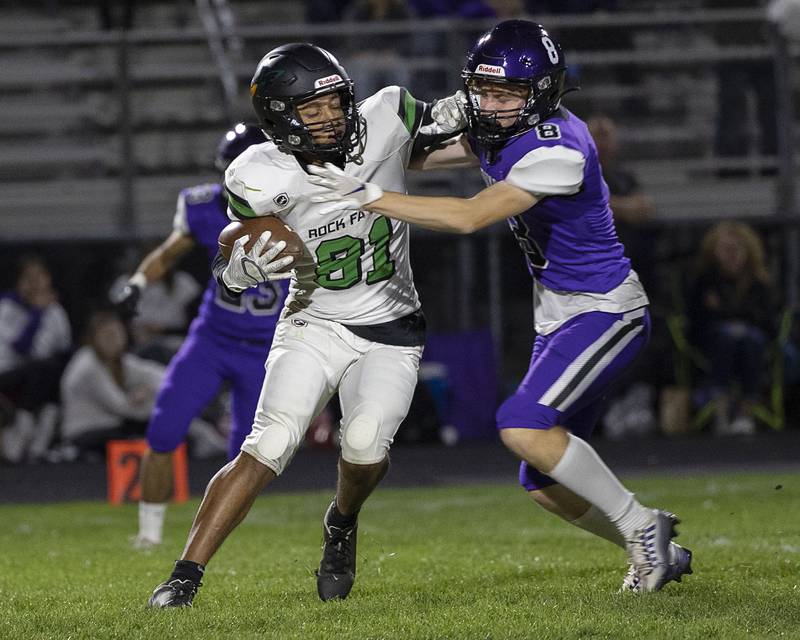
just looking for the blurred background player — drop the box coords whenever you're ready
[110,255,202,364]
[309,20,692,593]
[112,123,290,548]
[147,42,459,608]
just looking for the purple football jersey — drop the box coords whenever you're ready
[476,109,630,294]
[180,183,287,342]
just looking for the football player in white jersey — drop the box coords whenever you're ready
[148,43,454,608]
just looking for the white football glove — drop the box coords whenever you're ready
[221,230,294,292]
[307,163,384,213]
[419,90,468,136]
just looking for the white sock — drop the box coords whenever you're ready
[547,434,651,540]
[138,502,167,543]
[570,505,625,549]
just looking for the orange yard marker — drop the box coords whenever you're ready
[106,440,188,505]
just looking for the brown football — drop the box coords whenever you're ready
[218,216,305,263]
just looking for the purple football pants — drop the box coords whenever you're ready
[146,328,271,460]
[495,308,650,491]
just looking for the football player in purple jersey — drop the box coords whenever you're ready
[309,20,692,593]
[113,124,291,549]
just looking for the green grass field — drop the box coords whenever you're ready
[2,471,799,639]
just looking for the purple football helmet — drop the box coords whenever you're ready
[215,123,266,171]
[462,20,567,148]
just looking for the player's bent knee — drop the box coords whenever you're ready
[240,422,298,476]
[500,424,553,449]
[340,410,386,465]
[499,427,530,450]
[146,429,184,454]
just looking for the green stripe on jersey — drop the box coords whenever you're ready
[403,90,416,133]
[399,87,424,135]
[225,186,257,219]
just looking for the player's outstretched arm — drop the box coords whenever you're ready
[112,230,195,317]
[137,230,196,282]
[372,182,538,233]
[308,163,538,234]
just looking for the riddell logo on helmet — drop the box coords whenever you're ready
[476,64,505,77]
[314,74,343,89]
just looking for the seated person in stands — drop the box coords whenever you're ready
[687,221,778,435]
[60,310,163,457]
[60,310,225,458]
[0,255,72,463]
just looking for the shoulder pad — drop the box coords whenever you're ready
[172,192,190,234]
[361,86,426,137]
[224,147,303,219]
[506,145,585,196]
[181,183,219,206]
[175,184,223,233]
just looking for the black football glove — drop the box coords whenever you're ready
[112,280,142,319]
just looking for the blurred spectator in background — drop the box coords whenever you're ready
[305,0,353,50]
[408,0,526,18]
[588,115,654,226]
[97,0,136,30]
[768,0,800,41]
[305,0,352,23]
[60,311,161,458]
[0,256,71,463]
[405,0,506,98]
[110,259,201,363]
[345,0,412,99]
[524,0,618,11]
[588,115,655,288]
[687,221,778,435]
[707,0,777,176]
[60,311,225,460]
[406,0,495,18]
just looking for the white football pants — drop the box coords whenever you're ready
[241,311,423,475]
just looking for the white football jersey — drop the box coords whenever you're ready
[225,86,426,326]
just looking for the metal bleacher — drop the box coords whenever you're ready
[0,1,797,241]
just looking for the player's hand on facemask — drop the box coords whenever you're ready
[308,163,384,213]
[221,230,294,292]
[420,90,468,135]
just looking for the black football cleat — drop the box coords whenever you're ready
[146,578,200,608]
[316,502,358,601]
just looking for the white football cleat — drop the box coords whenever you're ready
[621,541,693,593]
[624,510,683,593]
